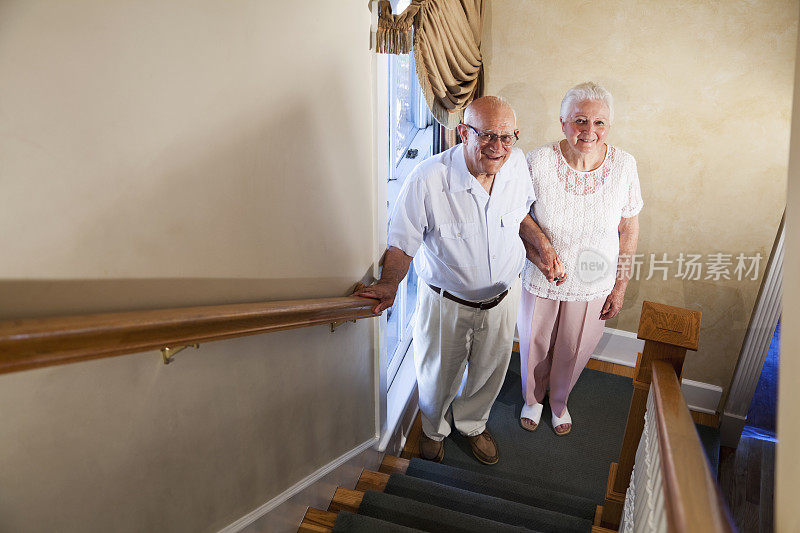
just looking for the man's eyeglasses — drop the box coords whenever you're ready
[463,124,519,147]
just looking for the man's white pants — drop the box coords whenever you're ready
[413,280,520,441]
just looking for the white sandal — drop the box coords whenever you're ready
[520,401,544,432]
[552,406,572,436]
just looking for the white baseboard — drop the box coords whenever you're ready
[220,437,380,533]
[681,379,723,414]
[592,327,643,367]
[592,328,722,414]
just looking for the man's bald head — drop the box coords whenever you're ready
[458,96,519,180]
[463,96,517,128]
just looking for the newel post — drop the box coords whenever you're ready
[598,301,701,530]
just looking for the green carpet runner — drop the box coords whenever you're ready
[332,354,721,532]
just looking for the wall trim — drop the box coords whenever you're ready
[369,0,391,450]
[681,378,723,415]
[592,327,722,413]
[378,347,419,453]
[720,216,783,447]
[218,437,379,533]
[593,327,643,367]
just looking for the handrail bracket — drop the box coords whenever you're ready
[161,344,199,365]
[330,319,357,332]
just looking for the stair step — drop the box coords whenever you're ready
[356,490,542,532]
[331,510,426,532]
[355,470,389,492]
[384,472,591,532]
[594,505,604,526]
[306,455,606,533]
[328,487,364,514]
[435,454,601,501]
[298,507,337,533]
[380,455,410,475]
[405,458,597,520]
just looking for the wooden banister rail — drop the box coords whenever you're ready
[599,301,702,529]
[0,296,379,375]
[650,360,734,532]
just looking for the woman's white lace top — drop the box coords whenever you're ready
[521,142,643,301]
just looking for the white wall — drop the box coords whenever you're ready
[0,2,378,531]
[0,324,375,532]
[0,0,376,318]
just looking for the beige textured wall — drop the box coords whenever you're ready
[0,1,376,531]
[484,0,795,399]
[776,13,800,532]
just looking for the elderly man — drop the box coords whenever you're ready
[357,96,536,465]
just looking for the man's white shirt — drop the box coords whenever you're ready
[388,145,535,302]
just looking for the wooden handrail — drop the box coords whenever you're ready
[0,296,379,375]
[601,301,702,528]
[651,359,734,532]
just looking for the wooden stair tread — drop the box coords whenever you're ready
[592,505,616,532]
[328,487,364,514]
[297,523,332,533]
[298,507,336,533]
[356,470,390,492]
[298,458,403,532]
[594,505,603,525]
[379,455,410,475]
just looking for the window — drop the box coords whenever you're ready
[385,48,435,386]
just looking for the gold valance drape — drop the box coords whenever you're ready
[373,0,484,129]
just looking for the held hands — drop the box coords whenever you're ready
[552,257,567,285]
[353,281,399,314]
[527,243,567,286]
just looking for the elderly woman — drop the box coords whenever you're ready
[517,82,642,435]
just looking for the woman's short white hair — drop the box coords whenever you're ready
[559,82,614,124]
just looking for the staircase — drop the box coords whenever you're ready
[299,455,618,532]
[298,301,730,533]
[298,415,723,533]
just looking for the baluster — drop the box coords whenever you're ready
[598,301,701,529]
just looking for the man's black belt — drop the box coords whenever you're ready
[427,284,509,310]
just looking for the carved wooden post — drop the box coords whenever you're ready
[598,301,701,530]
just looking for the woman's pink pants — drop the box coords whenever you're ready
[516,288,606,417]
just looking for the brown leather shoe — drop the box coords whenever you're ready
[467,429,499,465]
[419,433,444,462]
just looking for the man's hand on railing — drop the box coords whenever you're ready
[353,281,398,314]
[354,246,414,314]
